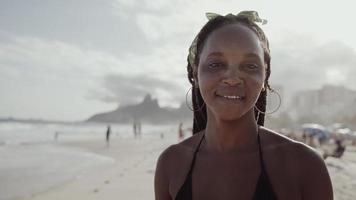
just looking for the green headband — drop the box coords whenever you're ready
[188,11,267,67]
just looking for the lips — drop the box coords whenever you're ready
[215,92,245,100]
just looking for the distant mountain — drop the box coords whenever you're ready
[87,94,193,124]
[0,117,77,125]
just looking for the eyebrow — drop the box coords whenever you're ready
[206,52,261,59]
[206,52,224,58]
[244,53,261,59]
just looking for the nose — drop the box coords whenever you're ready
[222,77,243,86]
[222,68,244,86]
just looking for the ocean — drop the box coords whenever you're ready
[0,122,177,200]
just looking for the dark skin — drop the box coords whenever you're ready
[155,23,333,200]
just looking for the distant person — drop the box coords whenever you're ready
[155,11,333,200]
[178,122,184,141]
[332,139,346,157]
[106,125,111,147]
[133,120,137,138]
[301,132,307,143]
[323,138,346,159]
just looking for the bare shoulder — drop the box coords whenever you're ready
[154,132,204,200]
[260,126,320,157]
[157,131,204,169]
[260,127,333,200]
[260,126,328,169]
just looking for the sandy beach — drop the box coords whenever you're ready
[326,146,356,200]
[3,131,355,200]
[21,133,174,200]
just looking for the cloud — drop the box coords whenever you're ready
[0,35,126,120]
[3,0,356,120]
[0,36,125,83]
[113,0,230,44]
[111,0,356,101]
[270,32,356,96]
[0,0,152,56]
[91,73,186,107]
[0,34,190,117]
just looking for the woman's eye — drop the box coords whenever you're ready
[245,64,259,70]
[208,62,224,69]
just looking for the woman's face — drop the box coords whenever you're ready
[197,23,266,121]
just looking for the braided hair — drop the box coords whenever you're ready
[187,15,271,134]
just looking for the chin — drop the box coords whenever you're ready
[207,105,256,122]
[211,109,248,122]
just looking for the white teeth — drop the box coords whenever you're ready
[222,95,242,99]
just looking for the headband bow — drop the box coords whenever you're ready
[188,11,267,67]
[205,11,267,25]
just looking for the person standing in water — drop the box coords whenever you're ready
[106,125,111,147]
[178,122,185,141]
[155,11,333,200]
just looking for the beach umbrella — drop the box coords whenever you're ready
[301,123,329,140]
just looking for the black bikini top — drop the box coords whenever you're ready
[175,128,277,200]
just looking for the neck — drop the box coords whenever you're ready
[204,109,259,153]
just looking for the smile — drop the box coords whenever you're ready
[216,94,245,100]
[223,95,242,99]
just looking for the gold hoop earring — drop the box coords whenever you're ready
[185,87,205,112]
[254,88,281,115]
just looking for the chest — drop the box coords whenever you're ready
[188,152,301,200]
[192,153,261,200]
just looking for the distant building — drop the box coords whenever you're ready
[289,85,356,122]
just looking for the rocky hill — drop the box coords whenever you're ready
[87,94,192,124]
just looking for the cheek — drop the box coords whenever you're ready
[250,69,266,88]
[252,75,264,88]
[197,74,210,98]
[197,70,220,100]
[247,74,265,102]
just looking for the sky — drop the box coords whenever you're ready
[1,0,356,121]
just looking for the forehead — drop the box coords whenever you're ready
[200,23,264,59]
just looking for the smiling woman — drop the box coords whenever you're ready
[154,11,333,200]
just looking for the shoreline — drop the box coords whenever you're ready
[7,136,356,200]
[22,134,175,200]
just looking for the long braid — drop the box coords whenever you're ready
[255,90,267,125]
[187,15,271,134]
[192,87,206,133]
[187,59,207,133]
[254,52,271,126]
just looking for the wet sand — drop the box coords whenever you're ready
[23,135,173,200]
[21,135,356,200]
